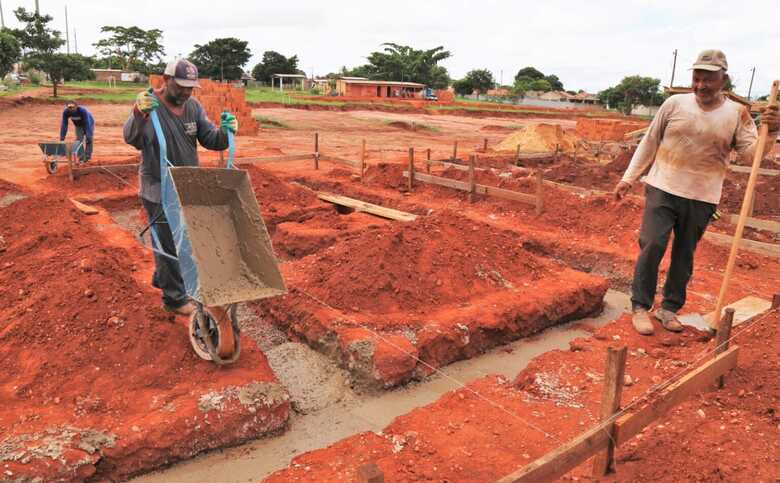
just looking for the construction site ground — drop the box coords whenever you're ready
[1,93,779,482]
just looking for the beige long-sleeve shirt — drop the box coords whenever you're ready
[622,93,768,204]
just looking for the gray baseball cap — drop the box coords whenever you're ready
[164,59,200,87]
[692,49,728,72]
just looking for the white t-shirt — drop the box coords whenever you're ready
[622,93,760,204]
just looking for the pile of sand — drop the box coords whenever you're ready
[496,123,575,152]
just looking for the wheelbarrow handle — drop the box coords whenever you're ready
[221,111,236,169]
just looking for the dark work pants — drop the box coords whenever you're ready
[141,198,188,308]
[75,126,93,161]
[631,185,716,313]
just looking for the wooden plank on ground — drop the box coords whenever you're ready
[728,214,780,234]
[236,154,314,164]
[498,346,740,482]
[704,296,772,328]
[402,171,470,191]
[69,198,99,215]
[319,154,361,168]
[614,345,740,445]
[317,192,418,222]
[728,165,779,176]
[475,183,537,205]
[703,231,780,257]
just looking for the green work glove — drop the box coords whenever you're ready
[220,112,238,133]
[135,88,159,114]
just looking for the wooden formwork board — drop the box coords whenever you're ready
[235,154,314,164]
[703,231,780,257]
[402,171,539,207]
[497,345,740,483]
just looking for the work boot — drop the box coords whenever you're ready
[163,301,196,316]
[655,308,684,332]
[632,309,654,335]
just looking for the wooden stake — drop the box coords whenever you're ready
[592,345,627,477]
[468,154,476,202]
[715,308,735,389]
[426,148,431,173]
[314,132,320,170]
[712,80,779,328]
[452,140,458,161]
[219,150,225,168]
[67,142,75,182]
[773,293,780,309]
[516,143,521,164]
[360,139,366,180]
[357,462,384,483]
[483,137,488,152]
[535,169,544,215]
[554,144,560,162]
[407,147,414,191]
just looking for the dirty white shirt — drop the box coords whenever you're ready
[622,93,764,204]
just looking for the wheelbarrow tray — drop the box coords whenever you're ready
[168,166,286,307]
[38,141,82,156]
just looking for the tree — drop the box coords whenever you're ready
[10,8,68,96]
[252,51,300,84]
[598,76,664,114]
[514,66,544,83]
[93,26,165,73]
[9,8,63,55]
[452,78,473,96]
[462,69,494,97]
[343,43,451,89]
[544,74,563,91]
[0,30,21,78]
[190,37,251,81]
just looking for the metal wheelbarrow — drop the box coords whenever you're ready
[38,140,84,174]
[139,109,286,365]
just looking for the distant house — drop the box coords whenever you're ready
[90,68,146,83]
[335,78,426,98]
[486,87,511,97]
[272,73,306,91]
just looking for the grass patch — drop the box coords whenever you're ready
[0,84,34,97]
[63,80,146,90]
[245,86,346,106]
[69,91,136,102]
[253,115,290,129]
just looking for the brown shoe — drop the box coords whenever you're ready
[163,301,196,316]
[632,309,654,335]
[655,308,684,332]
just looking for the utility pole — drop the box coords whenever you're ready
[500,69,503,87]
[65,5,70,55]
[670,49,678,87]
[74,28,78,54]
[747,66,756,100]
[35,0,39,14]
[0,0,5,29]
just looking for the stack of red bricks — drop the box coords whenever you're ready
[149,75,258,136]
[575,118,647,141]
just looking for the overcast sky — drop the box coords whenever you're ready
[2,0,778,96]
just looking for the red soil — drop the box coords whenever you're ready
[255,211,608,387]
[0,193,289,481]
[269,304,780,481]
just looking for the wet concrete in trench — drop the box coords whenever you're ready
[132,290,630,482]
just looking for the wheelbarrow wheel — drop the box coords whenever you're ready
[189,304,239,363]
[46,160,58,174]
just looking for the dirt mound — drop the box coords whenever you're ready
[238,164,321,223]
[0,193,289,480]
[298,212,549,313]
[721,174,780,216]
[604,146,636,173]
[386,120,435,132]
[496,123,575,152]
[362,163,405,188]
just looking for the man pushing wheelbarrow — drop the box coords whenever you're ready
[123,59,285,363]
